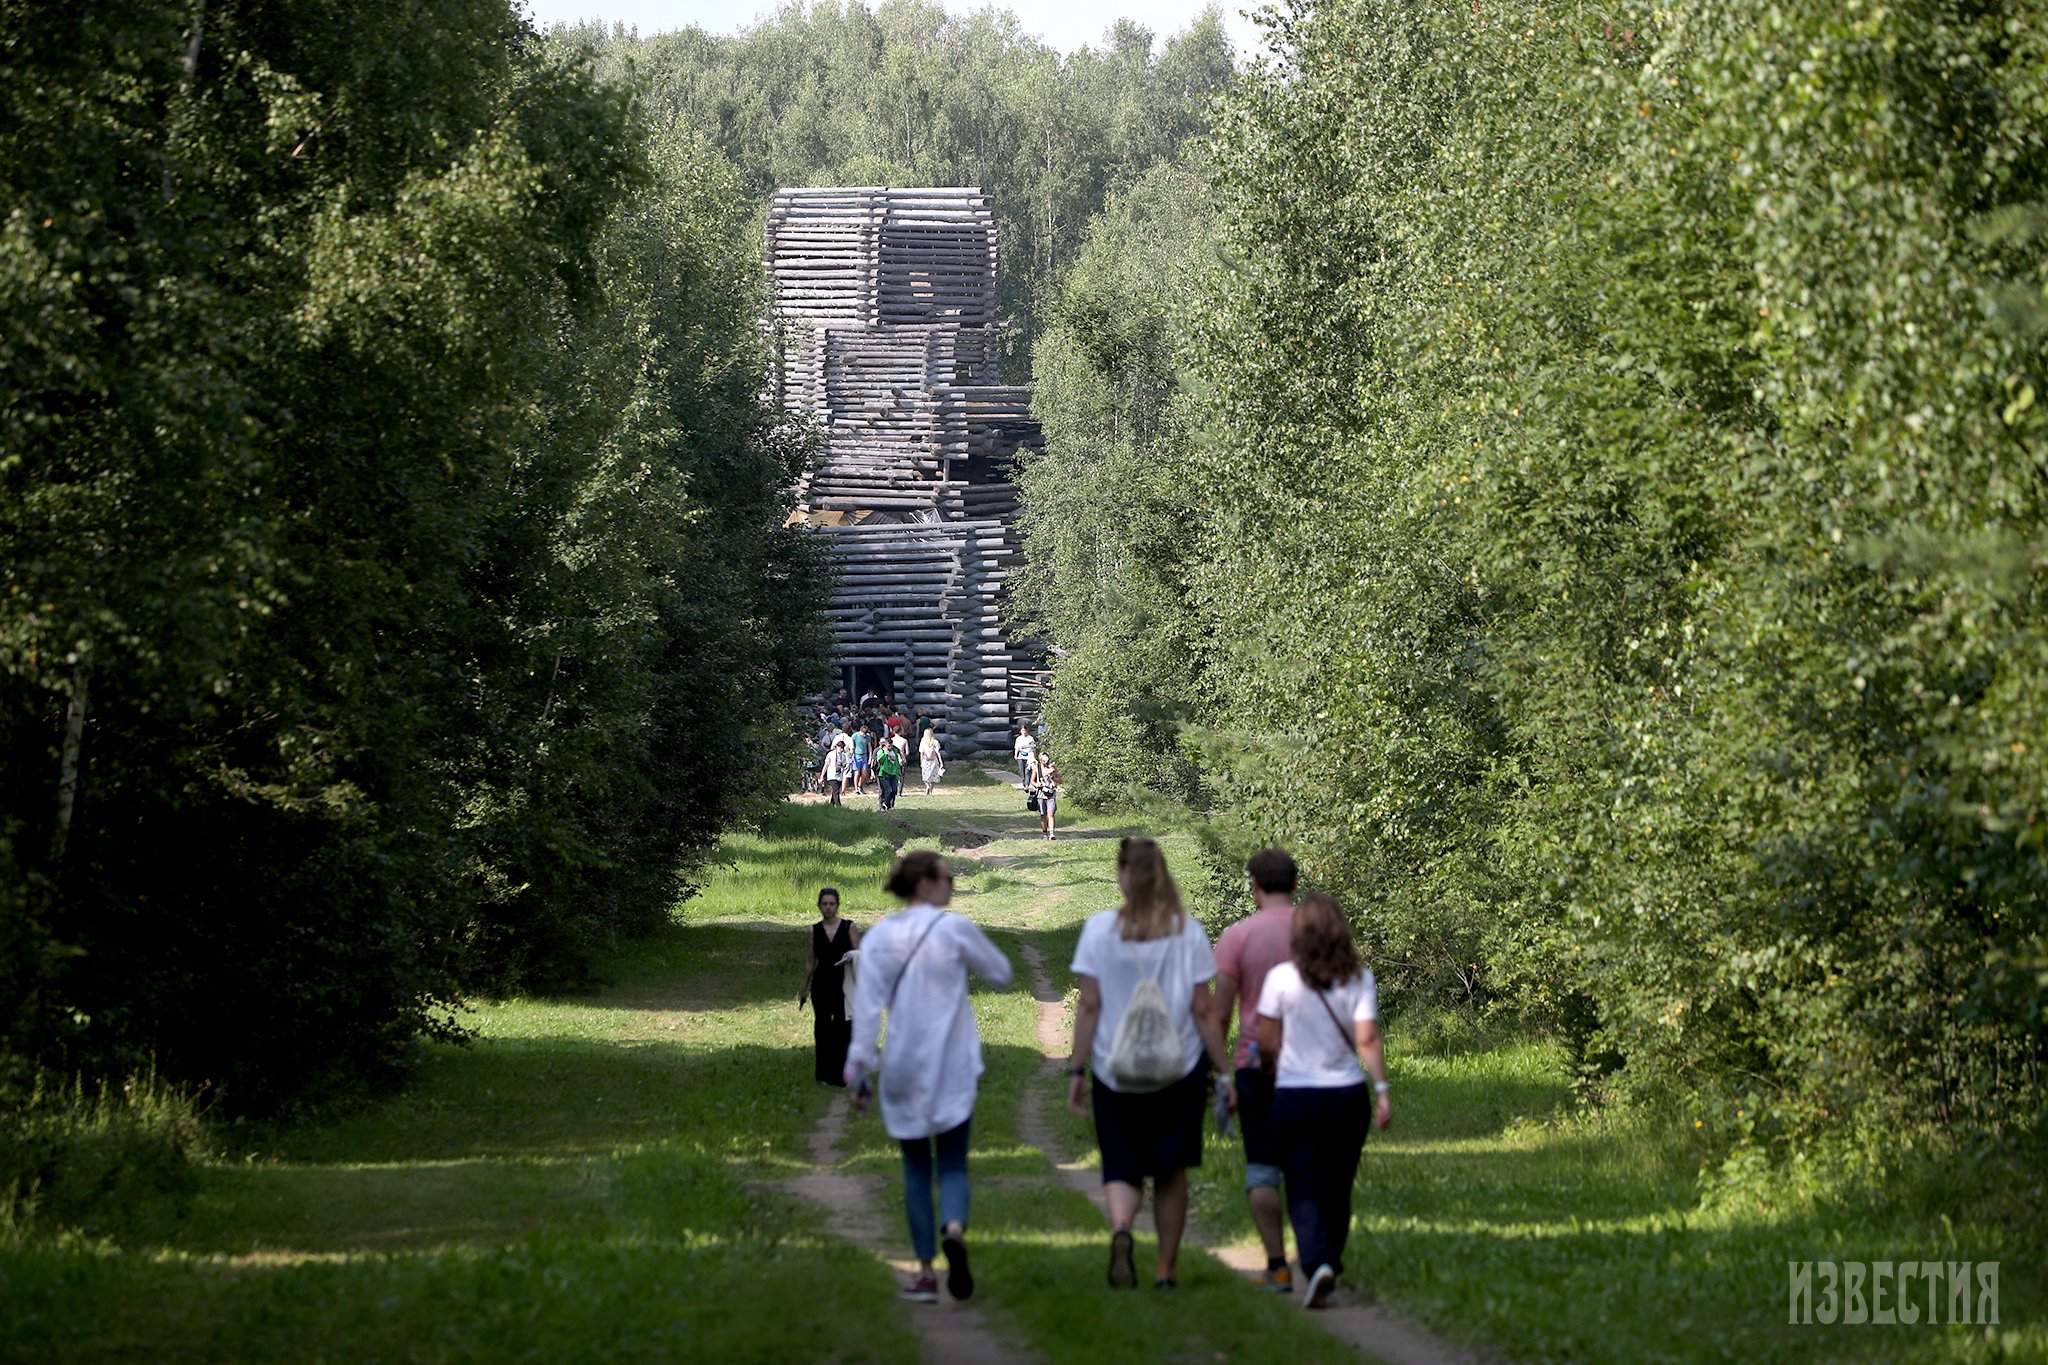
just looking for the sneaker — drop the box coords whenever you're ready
[1107,1228,1137,1289]
[942,1231,974,1301]
[1304,1264,1336,1310]
[1153,1276,1177,1290]
[1262,1265,1294,1294]
[901,1274,939,1304]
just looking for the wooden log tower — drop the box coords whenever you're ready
[768,186,1043,753]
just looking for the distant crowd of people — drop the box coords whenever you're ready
[804,692,1062,834]
[804,689,944,810]
[799,842,1389,1311]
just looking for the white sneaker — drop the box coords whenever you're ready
[1304,1264,1336,1309]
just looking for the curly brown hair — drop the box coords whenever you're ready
[1291,891,1362,990]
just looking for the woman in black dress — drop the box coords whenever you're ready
[800,887,861,1086]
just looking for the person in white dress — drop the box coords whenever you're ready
[847,850,1014,1305]
[1254,891,1391,1310]
[919,723,944,796]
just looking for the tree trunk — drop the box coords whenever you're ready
[52,662,89,863]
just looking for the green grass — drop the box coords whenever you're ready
[3,779,2039,1364]
[0,925,912,1365]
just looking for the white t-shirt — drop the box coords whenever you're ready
[1070,909,1216,1092]
[1255,961,1378,1089]
[1014,732,1037,762]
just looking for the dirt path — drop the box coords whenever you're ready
[1009,943,1487,1365]
[783,1092,1041,1365]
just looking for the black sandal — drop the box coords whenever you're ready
[1107,1227,1137,1288]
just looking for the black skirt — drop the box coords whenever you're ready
[1090,1060,1209,1184]
[814,1012,850,1086]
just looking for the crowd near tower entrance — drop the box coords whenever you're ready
[768,186,1043,752]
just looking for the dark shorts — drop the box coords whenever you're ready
[1235,1066,1283,1169]
[1091,1061,1208,1185]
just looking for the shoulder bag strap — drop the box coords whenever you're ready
[1314,984,1365,1073]
[887,912,946,1011]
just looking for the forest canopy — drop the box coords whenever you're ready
[1023,0,2048,1158]
[550,0,1238,367]
[0,0,827,1109]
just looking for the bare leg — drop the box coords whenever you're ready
[1249,1185,1286,1263]
[1153,1169,1190,1281]
[1104,1179,1143,1230]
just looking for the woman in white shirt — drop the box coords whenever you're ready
[1253,891,1391,1309]
[822,737,849,805]
[1013,724,1037,782]
[846,851,1014,1306]
[1066,837,1235,1290]
[918,723,944,796]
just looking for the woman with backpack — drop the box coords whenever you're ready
[1253,891,1391,1310]
[847,850,1014,1305]
[1066,836,1235,1290]
[1028,751,1061,839]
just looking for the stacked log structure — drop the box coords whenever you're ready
[769,187,1043,753]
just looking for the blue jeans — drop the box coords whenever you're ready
[901,1119,972,1262]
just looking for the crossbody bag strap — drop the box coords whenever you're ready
[1313,985,1365,1074]
[887,912,946,1012]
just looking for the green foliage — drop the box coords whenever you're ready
[0,3,827,1109]
[1,1071,205,1243]
[1016,160,1216,808]
[1029,0,2048,1152]
[550,0,1239,368]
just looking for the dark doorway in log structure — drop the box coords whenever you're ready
[845,664,896,708]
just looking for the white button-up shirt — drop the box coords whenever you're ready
[847,903,1013,1140]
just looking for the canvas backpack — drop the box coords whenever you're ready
[1104,934,1183,1092]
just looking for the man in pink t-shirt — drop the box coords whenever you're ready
[1212,846,1300,1293]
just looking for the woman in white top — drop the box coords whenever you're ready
[1066,837,1235,1289]
[1253,891,1391,1310]
[822,736,849,805]
[919,723,944,796]
[1013,723,1037,783]
[847,851,1014,1306]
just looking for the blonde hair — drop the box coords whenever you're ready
[1115,836,1184,942]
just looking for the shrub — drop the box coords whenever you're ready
[0,1072,206,1244]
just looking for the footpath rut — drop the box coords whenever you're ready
[783,1091,1041,1365]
